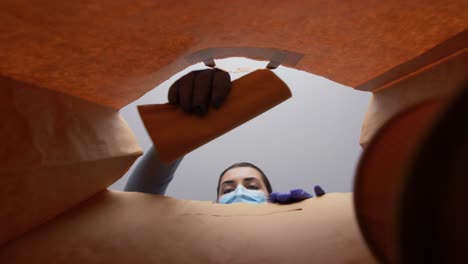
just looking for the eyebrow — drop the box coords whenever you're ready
[221,180,235,187]
[221,177,259,187]
[242,177,259,183]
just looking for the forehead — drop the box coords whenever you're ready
[221,167,263,182]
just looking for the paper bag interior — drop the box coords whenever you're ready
[0,192,377,263]
[0,1,466,109]
[1,0,467,262]
[360,49,468,147]
[0,77,142,246]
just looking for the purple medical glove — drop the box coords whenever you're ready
[314,185,326,196]
[269,185,326,204]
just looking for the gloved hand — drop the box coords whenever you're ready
[269,185,326,204]
[168,68,231,116]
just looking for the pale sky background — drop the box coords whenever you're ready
[109,58,371,201]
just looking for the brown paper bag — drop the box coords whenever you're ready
[355,100,447,263]
[0,77,142,246]
[0,191,376,264]
[0,1,466,260]
[1,1,466,109]
[138,69,292,163]
[360,49,468,148]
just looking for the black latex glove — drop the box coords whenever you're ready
[168,68,231,116]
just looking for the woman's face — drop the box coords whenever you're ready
[217,167,269,201]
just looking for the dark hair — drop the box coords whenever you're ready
[216,162,273,197]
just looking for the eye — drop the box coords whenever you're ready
[247,186,259,190]
[223,189,233,194]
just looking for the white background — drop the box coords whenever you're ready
[109,58,371,201]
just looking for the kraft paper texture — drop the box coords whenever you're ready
[0,192,376,264]
[355,100,447,263]
[0,1,466,261]
[0,1,466,108]
[0,77,142,246]
[360,49,468,147]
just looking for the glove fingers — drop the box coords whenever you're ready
[192,70,214,116]
[168,79,180,105]
[290,189,312,200]
[277,192,292,204]
[178,72,196,113]
[211,69,231,109]
[314,185,326,196]
[269,192,279,203]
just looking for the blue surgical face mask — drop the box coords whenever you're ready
[218,184,267,204]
